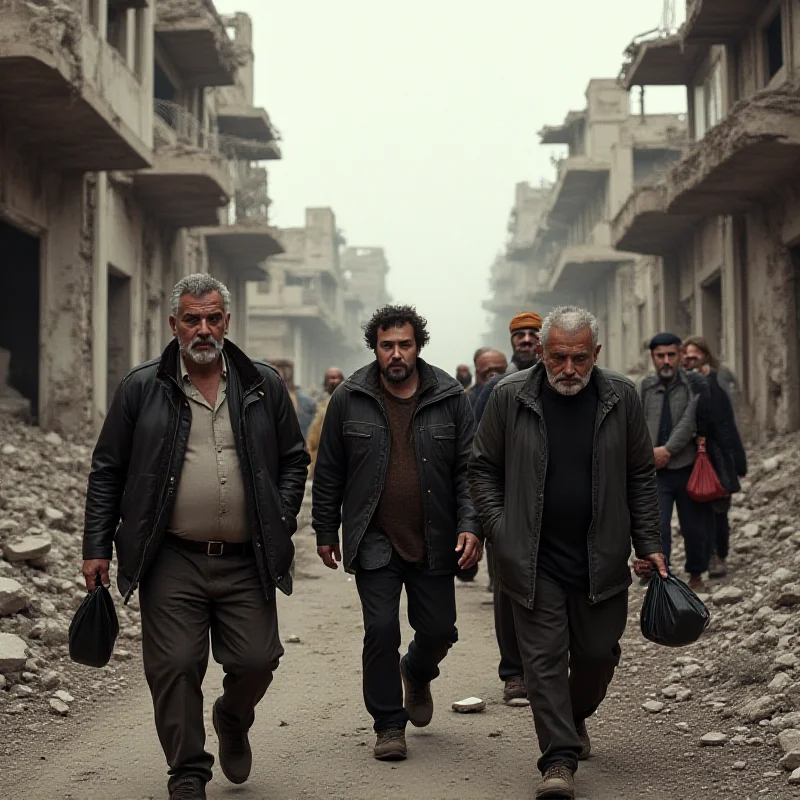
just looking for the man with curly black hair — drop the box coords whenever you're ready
[312,304,482,762]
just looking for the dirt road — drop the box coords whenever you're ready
[1,529,794,800]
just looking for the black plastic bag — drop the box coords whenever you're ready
[640,573,710,647]
[68,583,119,668]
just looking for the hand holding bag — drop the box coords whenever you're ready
[68,579,119,668]
[687,437,729,503]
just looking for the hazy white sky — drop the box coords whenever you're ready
[216,0,686,370]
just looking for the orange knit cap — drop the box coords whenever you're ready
[509,311,543,333]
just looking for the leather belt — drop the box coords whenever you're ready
[167,535,253,557]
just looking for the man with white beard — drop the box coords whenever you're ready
[469,306,666,800]
[82,274,309,800]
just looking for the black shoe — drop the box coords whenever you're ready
[169,776,207,800]
[400,655,434,727]
[213,699,253,785]
[373,727,408,760]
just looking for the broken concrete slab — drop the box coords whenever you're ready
[2,535,52,563]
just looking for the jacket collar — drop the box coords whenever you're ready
[346,357,450,401]
[157,338,263,393]
[642,367,690,393]
[517,361,618,408]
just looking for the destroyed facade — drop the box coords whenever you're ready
[485,0,800,438]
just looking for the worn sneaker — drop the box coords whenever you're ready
[169,776,207,800]
[503,675,529,706]
[212,699,252,785]
[373,727,407,761]
[535,765,575,799]
[708,555,728,578]
[576,718,591,760]
[400,655,434,727]
[687,575,706,592]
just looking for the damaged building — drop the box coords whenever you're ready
[616,0,800,436]
[0,0,282,435]
[485,79,688,375]
[247,211,388,386]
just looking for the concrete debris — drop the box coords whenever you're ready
[700,732,728,746]
[711,586,744,605]
[777,584,800,607]
[0,416,139,727]
[3,535,52,563]
[452,697,486,713]
[0,633,28,673]
[790,767,800,785]
[642,700,665,714]
[0,578,28,616]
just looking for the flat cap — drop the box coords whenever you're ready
[509,312,543,333]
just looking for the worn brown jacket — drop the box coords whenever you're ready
[468,363,661,608]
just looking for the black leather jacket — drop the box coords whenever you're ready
[469,363,662,608]
[83,339,309,602]
[311,359,481,574]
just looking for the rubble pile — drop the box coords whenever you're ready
[0,416,139,729]
[634,431,800,786]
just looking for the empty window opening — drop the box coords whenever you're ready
[154,62,177,127]
[765,11,784,81]
[107,268,132,409]
[107,6,128,60]
[0,221,40,421]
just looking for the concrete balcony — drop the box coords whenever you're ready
[0,6,151,170]
[620,34,705,89]
[251,284,343,338]
[217,104,280,161]
[156,0,236,87]
[613,185,700,255]
[131,113,232,227]
[684,0,762,43]
[201,224,284,271]
[547,157,610,229]
[666,89,800,216]
[547,244,635,294]
[539,111,586,145]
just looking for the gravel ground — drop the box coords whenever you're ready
[0,525,797,800]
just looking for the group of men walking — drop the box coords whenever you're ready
[81,273,740,800]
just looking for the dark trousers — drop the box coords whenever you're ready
[512,571,627,774]
[139,540,283,788]
[486,544,523,680]
[355,550,457,731]
[713,511,730,560]
[657,466,714,576]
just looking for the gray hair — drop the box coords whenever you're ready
[541,306,600,350]
[170,273,231,316]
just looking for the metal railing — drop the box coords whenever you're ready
[153,99,281,162]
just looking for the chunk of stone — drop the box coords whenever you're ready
[712,586,744,605]
[28,619,68,647]
[776,653,799,669]
[0,633,27,672]
[732,761,746,771]
[662,684,683,699]
[779,730,800,754]
[642,700,665,714]
[770,673,794,693]
[741,695,781,723]
[789,767,800,785]
[743,523,760,539]
[2,535,52,563]
[452,697,486,713]
[10,684,33,698]
[42,508,68,530]
[780,752,800,771]
[43,432,63,447]
[0,578,27,615]
[53,690,74,704]
[40,670,60,691]
[48,698,70,717]
[676,689,693,702]
[778,584,800,607]
[700,732,728,746]
[681,664,704,679]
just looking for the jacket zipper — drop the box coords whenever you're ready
[411,388,464,568]
[587,398,614,604]
[124,388,183,602]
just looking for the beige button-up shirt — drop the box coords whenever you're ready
[168,355,249,543]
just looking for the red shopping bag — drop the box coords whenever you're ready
[687,438,729,503]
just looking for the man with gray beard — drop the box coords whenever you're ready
[469,306,665,800]
[82,274,309,800]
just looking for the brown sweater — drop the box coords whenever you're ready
[372,386,425,563]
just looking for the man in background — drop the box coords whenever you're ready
[307,366,345,477]
[456,363,472,389]
[272,358,317,439]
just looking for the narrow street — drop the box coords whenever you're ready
[1,523,796,800]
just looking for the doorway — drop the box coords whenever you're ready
[701,274,723,359]
[107,268,132,407]
[0,220,40,419]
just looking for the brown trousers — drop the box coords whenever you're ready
[139,539,283,788]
